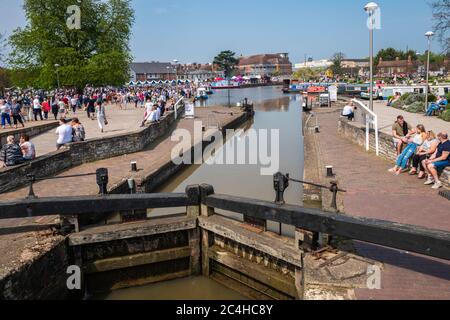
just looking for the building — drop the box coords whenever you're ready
[238,53,292,77]
[129,62,177,82]
[341,59,370,77]
[377,56,419,77]
[294,59,332,70]
[176,63,224,82]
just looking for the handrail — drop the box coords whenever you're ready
[174,97,184,120]
[351,98,380,156]
[203,193,450,261]
[0,193,193,219]
[0,184,449,261]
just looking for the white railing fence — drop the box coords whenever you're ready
[174,97,184,120]
[352,99,380,156]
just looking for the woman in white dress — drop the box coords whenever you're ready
[96,102,107,133]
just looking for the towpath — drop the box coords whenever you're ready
[0,106,245,200]
[314,107,450,300]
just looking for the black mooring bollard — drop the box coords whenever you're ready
[26,174,37,199]
[330,182,339,211]
[128,178,136,194]
[273,172,289,205]
[326,166,334,177]
[96,168,109,195]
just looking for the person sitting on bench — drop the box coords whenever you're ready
[392,115,415,156]
[424,131,450,189]
[426,96,448,116]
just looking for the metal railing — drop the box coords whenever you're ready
[352,98,380,156]
[0,170,449,261]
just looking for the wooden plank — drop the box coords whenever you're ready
[204,194,450,261]
[69,216,197,246]
[199,215,302,268]
[84,246,191,274]
[188,229,201,276]
[0,193,194,220]
[208,245,298,298]
[103,270,191,292]
[202,230,211,277]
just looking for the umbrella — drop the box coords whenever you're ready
[164,80,170,84]
[185,80,191,84]
[128,81,136,86]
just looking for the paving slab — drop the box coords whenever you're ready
[314,107,450,300]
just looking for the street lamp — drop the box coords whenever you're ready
[54,64,60,90]
[365,2,379,112]
[173,59,179,80]
[425,31,434,112]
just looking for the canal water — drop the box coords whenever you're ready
[100,86,304,300]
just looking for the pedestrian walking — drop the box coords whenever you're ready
[96,102,107,133]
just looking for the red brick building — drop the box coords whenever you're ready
[238,53,292,77]
[377,56,419,77]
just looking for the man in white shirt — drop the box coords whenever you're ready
[342,103,356,121]
[55,118,73,150]
[70,96,78,113]
[33,96,43,121]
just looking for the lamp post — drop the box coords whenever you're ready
[425,31,434,112]
[54,64,60,90]
[173,59,179,80]
[364,2,379,112]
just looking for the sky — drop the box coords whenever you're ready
[0,0,440,64]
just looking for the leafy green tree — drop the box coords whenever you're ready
[0,33,6,65]
[330,52,345,77]
[375,48,418,65]
[293,67,324,81]
[0,68,11,95]
[8,0,134,89]
[213,51,239,79]
[418,52,446,65]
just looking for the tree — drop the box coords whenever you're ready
[432,0,450,53]
[375,48,418,66]
[0,68,11,96]
[293,67,324,81]
[0,33,6,65]
[8,0,134,89]
[213,51,239,79]
[330,52,345,77]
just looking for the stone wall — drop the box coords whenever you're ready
[338,119,450,187]
[0,121,61,146]
[0,236,70,300]
[0,107,184,193]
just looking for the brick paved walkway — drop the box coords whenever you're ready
[316,108,450,300]
[0,107,244,201]
[358,100,450,135]
[30,103,147,156]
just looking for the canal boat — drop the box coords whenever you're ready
[211,80,241,90]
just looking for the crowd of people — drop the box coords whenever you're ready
[389,115,449,189]
[0,84,196,168]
